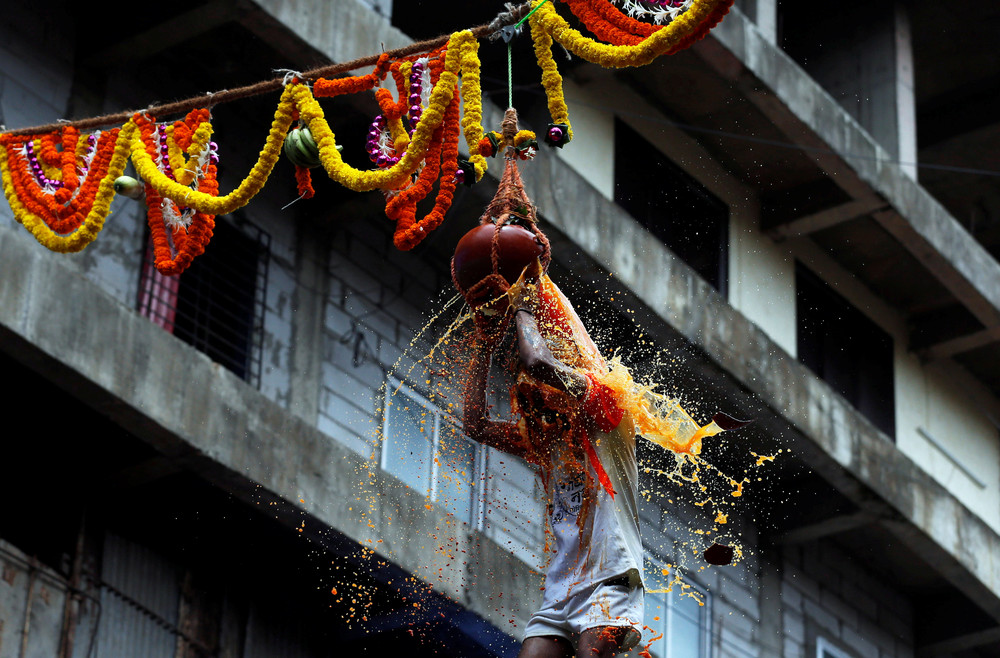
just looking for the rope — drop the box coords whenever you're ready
[508,42,514,110]
[504,0,549,109]
[501,108,519,149]
[5,5,535,137]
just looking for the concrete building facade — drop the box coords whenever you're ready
[1,0,999,657]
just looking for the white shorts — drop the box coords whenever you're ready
[523,575,643,650]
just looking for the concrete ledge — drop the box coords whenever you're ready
[707,10,1000,325]
[0,223,537,642]
[247,0,410,70]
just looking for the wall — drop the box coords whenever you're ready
[787,237,1000,532]
[525,56,1000,536]
[781,540,914,658]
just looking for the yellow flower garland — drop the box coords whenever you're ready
[297,32,479,193]
[131,85,296,215]
[0,120,137,253]
[528,0,731,143]
[165,120,213,187]
[531,11,574,142]
[456,32,488,182]
[0,31,496,251]
[530,0,728,68]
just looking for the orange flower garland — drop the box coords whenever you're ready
[314,53,392,98]
[134,110,219,276]
[131,85,296,215]
[0,123,131,251]
[387,83,462,250]
[297,35,467,193]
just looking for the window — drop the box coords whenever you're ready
[380,379,547,567]
[817,637,853,658]
[614,118,729,294]
[137,217,270,387]
[381,380,484,527]
[796,263,895,438]
[642,563,710,658]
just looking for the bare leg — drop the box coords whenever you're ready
[518,635,574,658]
[577,626,636,657]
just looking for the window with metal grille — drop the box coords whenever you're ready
[137,217,269,387]
[642,563,711,658]
[614,117,729,295]
[796,262,895,438]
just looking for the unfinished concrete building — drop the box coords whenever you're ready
[1,0,998,656]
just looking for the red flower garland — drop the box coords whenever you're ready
[563,0,656,45]
[294,165,315,199]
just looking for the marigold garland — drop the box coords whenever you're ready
[0,127,112,235]
[531,15,574,142]
[135,109,219,276]
[532,0,732,67]
[530,0,732,141]
[564,0,656,45]
[298,33,473,193]
[0,122,135,252]
[132,84,296,215]
[0,6,737,257]
[314,53,392,98]
[456,33,487,182]
[388,83,462,250]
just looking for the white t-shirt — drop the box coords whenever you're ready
[540,417,644,603]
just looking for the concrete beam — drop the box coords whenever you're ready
[916,626,1000,657]
[765,195,888,241]
[0,224,535,640]
[85,0,252,68]
[774,511,878,545]
[872,208,1000,328]
[702,11,1000,333]
[246,0,410,70]
[923,326,1000,361]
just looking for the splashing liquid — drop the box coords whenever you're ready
[339,277,780,651]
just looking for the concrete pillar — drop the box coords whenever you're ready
[734,0,778,44]
[894,3,917,179]
[287,219,329,424]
